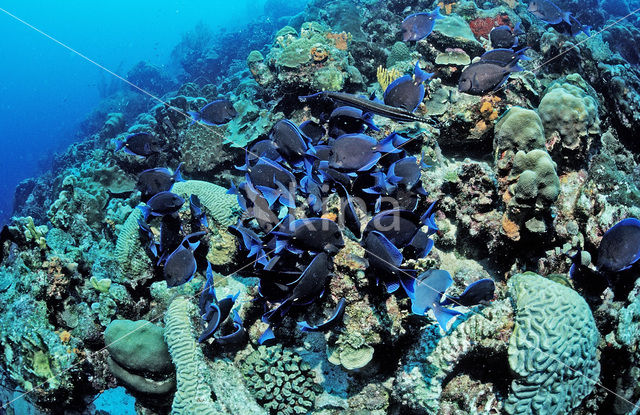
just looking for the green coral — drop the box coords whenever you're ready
[508,150,560,209]
[493,106,546,169]
[241,345,320,415]
[114,206,153,285]
[276,38,313,69]
[505,273,600,415]
[165,296,218,414]
[386,41,412,69]
[327,333,374,371]
[314,67,345,91]
[247,50,265,64]
[171,180,239,227]
[179,122,235,174]
[434,49,470,65]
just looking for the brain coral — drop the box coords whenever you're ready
[537,74,600,171]
[241,345,320,415]
[505,272,600,415]
[114,206,153,285]
[171,180,239,227]
[493,107,546,171]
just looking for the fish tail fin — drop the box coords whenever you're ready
[583,25,591,37]
[362,112,380,131]
[137,205,151,222]
[514,21,525,35]
[563,12,571,25]
[256,185,281,207]
[114,139,125,152]
[187,110,200,125]
[374,132,401,153]
[413,61,434,84]
[506,59,523,73]
[432,6,445,19]
[173,162,184,182]
[433,304,463,331]
[517,47,531,60]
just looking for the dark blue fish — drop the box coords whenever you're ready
[189,195,208,229]
[480,47,530,67]
[228,221,268,266]
[597,218,640,272]
[212,310,246,350]
[329,133,400,172]
[489,23,525,49]
[114,132,161,157]
[277,218,345,254]
[247,140,281,163]
[528,0,571,24]
[263,253,333,325]
[188,99,237,126]
[269,119,309,162]
[300,175,324,214]
[364,230,414,293]
[158,213,183,264]
[137,163,184,202]
[317,161,353,188]
[401,7,444,41]
[163,232,205,287]
[198,273,241,343]
[403,230,434,260]
[298,298,346,332]
[405,269,463,330]
[550,15,591,37]
[383,62,433,112]
[137,218,158,257]
[228,179,280,232]
[441,278,496,306]
[337,183,362,239]
[364,201,437,247]
[328,106,379,138]
[458,60,522,95]
[299,120,326,145]
[387,156,424,190]
[139,191,185,219]
[247,158,297,190]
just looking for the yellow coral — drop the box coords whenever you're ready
[377,66,402,92]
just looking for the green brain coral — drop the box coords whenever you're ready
[114,206,153,285]
[171,180,239,227]
[509,149,560,209]
[506,272,600,415]
[241,345,320,415]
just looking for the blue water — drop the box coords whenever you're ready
[0,0,290,226]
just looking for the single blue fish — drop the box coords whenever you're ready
[550,15,591,37]
[363,230,415,293]
[387,156,423,189]
[137,218,158,257]
[406,269,463,330]
[247,158,297,191]
[163,232,205,288]
[489,23,525,49]
[441,278,496,306]
[212,310,247,350]
[401,7,445,41]
[138,191,185,219]
[480,47,530,67]
[189,195,208,229]
[299,120,326,145]
[458,60,522,95]
[300,174,324,214]
[114,132,162,157]
[188,99,237,126]
[158,213,183,265]
[383,62,434,112]
[137,163,184,202]
[247,140,282,163]
[329,133,400,171]
[276,218,345,254]
[364,201,437,247]
[199,288,240,343]
[597,218,640,272]
[269,119,309,162]
[403,230,434,260]
[298,298,346,332]
[228,221,268,266]
[328,106,379,138]
[528,0,571,25]
[337,183,362,239]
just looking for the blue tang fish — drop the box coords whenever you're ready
[328,106,379,138]
[440,278,496,306]
[528,0,571,25]
[406,269,463,330]
[137,163,184,202]
[139,191,185,219]
[163,232,205,288]
[383,62,433,112]
[458,60,522,95]
[114,132,161,157]
[489,23,525,49]
[188,99,237,126]
[299,120,326,145]
[597,218,640,272]
[298,298,346,332]
[269,119,309,162]
[401,7,445,41]
[329,133,400,171]
[480,48,530,67]
[551,15,591,37]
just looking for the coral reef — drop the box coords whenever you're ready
[505,273,600,414]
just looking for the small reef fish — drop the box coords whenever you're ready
[364,230,414,293]
[328,106,378,138]
[489,23,525,49]
[441,278,496,306]
[383,62,434,112]
[276,218,345,254]
[406,269,463,330]
[139,191,185,219]
[136,163,184,202]
[299,120,326,145]
[551,15,591,37]
[328,133,400,171]
[364,202,438,248]
[337,183,362,238]
[269,119,309,162]
[386,156,424,190]
[162,232,205,288]
[188,99,237,126]
[480,48,530,67]
[114,132,161,157]
[401,7,445,42]
[189,194,208,229]
[458,60,522,95]
[528,0,571,25]
[299,91,434,124]
[597,218,640,272]
[247,140,281,163]
[298,297,346,332]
